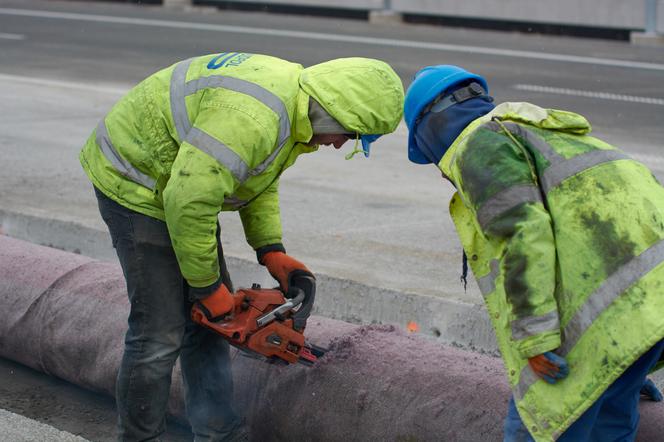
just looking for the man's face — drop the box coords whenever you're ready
[306,134,351,149]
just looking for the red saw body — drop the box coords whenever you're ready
[191,279,325,366]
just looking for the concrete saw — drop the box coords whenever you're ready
[191,275,326,366]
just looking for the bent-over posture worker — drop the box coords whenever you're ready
[79,52,403,441]
[403,65,664,441]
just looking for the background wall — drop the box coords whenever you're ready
[202,0,661,30]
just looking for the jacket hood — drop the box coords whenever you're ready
[487,102,591,134]
[439,102,592,176]
[308,97,347,134]
[299,58,404,136]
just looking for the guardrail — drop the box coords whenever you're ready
[183,0,664,35]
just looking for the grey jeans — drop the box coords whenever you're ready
[95,187,244,441]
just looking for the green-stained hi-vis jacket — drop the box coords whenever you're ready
[440,102,664,441]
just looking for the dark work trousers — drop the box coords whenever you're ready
[95,187,243,442]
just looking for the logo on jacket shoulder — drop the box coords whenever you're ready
[207,53,253,69]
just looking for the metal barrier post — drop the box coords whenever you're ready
[369,0,401,24]
[632,0,664,44]
[645,0,658,34]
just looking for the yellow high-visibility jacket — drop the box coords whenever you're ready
[440,102,664,441]
[80,53,403,288]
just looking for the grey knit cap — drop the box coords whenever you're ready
[308,97,350,135]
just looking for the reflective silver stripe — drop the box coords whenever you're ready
[184,75,291,148]
[514,364,539,400]
[541,150,630,193]
[96,119,156,189]
[185,127,249,182]
[486,121,632,194]
[511,310,560,341]
[477,259,500,296]
[103,59,292,188]
[495,122,560,164]
[250,145,283,177]
[483,121,559,163]
[477,185,542,230]
[173,71,292,180]
[515,239,664,400]
[559,238,664,356]
[170,58,194,142]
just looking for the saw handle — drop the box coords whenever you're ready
[290,273,316,331]
[254,274,316,330]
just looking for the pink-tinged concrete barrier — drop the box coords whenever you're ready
[1,234,662,441]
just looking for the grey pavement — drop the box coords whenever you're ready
[0,357,193,441]
[0,408,90,442]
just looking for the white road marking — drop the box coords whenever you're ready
[2,8,664,72]
[0,73,128,95]
[0,32,24,40]
[513,84,664,105]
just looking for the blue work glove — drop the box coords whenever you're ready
[641,378,663,402]
[528,351,570,384]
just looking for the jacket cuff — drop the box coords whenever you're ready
[256,243,286,264]
[188,276,223,300]
[517,331,561,359]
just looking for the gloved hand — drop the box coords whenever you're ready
[641,378,663,402]
[260,251,314,296]
[192,283,234,323]
[528,351,570,384]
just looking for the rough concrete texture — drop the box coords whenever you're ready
[247,322,509,441]
[2,234,664,441]
[0,408,90,442]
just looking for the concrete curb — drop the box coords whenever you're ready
[0,208,498,355]
[631,32,664,46]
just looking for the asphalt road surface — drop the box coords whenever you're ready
[1,0,663,156]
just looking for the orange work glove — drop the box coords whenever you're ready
[260,251,312,293]
[528,352,569,384]
[192,283,234,323]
